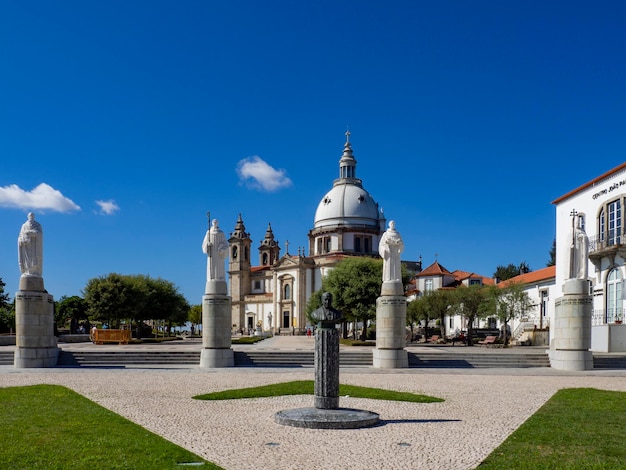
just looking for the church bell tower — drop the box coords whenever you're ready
[228,214,251,330]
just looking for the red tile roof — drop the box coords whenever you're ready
[498,265,556,288]
[551,162,626,204]
[416,261,452,276]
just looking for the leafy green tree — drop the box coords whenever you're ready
[0,278,15,334]
[83,273,134,327]
[493,283,533,346]
[55,295,88,332]
[188,304,202,326]
[494,262,532,282]
[143,276,189,328]
[450,285,492,346]
[412,289,454,339]
[320,257,383,340]
[0,278,10,308]
[83,273,189,334]
[305,290,323,319]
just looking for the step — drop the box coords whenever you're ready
[5,349,624,369]
[0,351,13,365]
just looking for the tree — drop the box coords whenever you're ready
[188,304,202,326]
[450,284,492,346]
[55,295,88,332]
[83,273,189,335]
[320,257,383,340]
[547,238,556,267]
[0,278,15,334]
[493,283,533,346]
[493,262,532,282]
[83,273,135,327]
[409,289,453,340]
[305,290,323,319]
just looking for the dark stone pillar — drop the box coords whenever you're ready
[314,327,340,409]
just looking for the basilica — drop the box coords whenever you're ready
[227,133,388,334]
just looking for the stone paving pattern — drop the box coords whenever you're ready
[2,336,626,470]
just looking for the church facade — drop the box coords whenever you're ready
[227,133,387,334]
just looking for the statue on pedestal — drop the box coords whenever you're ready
[569,213,589,280]
[18,212,43,277]
[202,219,228,282]
[379,220,404,282]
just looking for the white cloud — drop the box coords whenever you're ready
[236,156,292,192]
[95,200,120,215]
[0,183,80,212]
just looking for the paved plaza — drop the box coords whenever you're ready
[2,337,626,470]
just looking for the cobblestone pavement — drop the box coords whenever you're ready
[2,338,626,470]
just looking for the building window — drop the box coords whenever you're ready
[244,246,249,261]
[608,199,622,245]
[355,237,361,253]
[606,268,623,323]
[425,279,433,292]
[231,246,238,260]
[284,284,291,300]
[600,208,606,241]
[254,280,261,290]
[469,279,481,286]
[262,253,269,265]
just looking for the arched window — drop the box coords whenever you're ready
[262,253,268,265]
[284,284,291,300]
[231,246,238,260]
[606,268,623,323]
[608,199,622,245]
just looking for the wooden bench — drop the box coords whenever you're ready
[91,329,131,345]
[478,335,498,347]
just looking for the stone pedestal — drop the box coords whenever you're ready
[199,281,234,368]
[14,276,58,368]
[373,288,408,368]
[549,279,593,371]
[275,319,379,429]
[314,327,340,409]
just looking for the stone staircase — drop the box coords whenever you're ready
[0,350,13,365]
[233,350,372,367]
[0,348,622,369]
[593,354,626,369]
[407,351,551,368]
[57,350,201,366]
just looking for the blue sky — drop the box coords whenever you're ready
[2,1,626,304]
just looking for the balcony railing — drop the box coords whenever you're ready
[588,231,623,254]
[592,308,624,325]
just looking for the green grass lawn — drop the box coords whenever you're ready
[3,383,624,469]
[193,379,444,403]
[0,384,221,470]
[478,388,626,469]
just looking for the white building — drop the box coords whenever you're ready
[552,162,626,352]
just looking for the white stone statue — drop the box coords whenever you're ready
[202,219,228,281]
[572,216,589,280]
[18,212,43,277]
[379,220,404,282]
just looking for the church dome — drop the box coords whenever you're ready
[313,132,383,230]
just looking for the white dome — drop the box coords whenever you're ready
[314,181,381,229]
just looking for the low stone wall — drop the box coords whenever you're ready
[0,335,16,346]
[58,334,92,343]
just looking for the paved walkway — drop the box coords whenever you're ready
[2,337,626,469]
